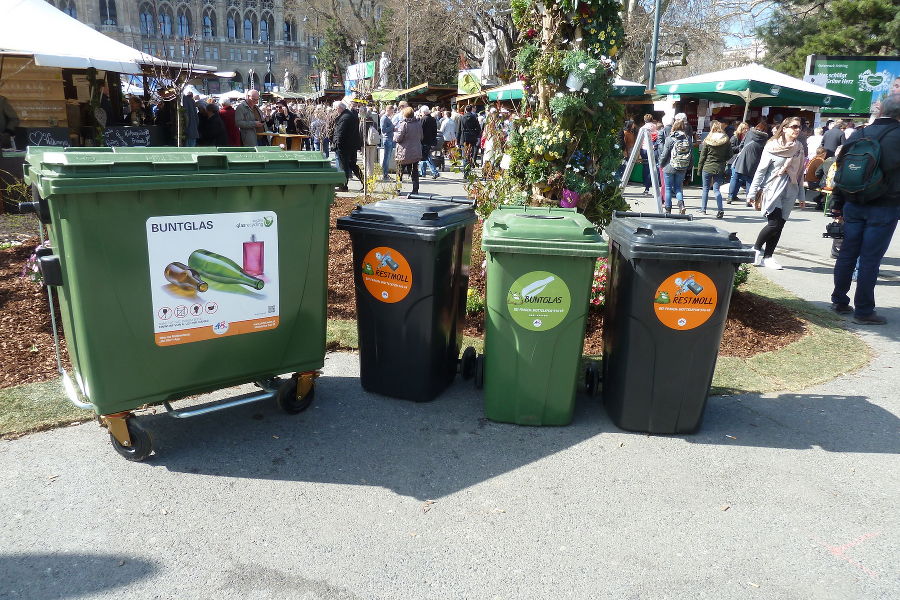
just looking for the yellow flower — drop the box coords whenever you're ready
[610,46,618,57]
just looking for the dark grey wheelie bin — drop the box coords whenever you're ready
[602,212,754,433]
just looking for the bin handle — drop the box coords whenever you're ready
[516,215,565,220]
[196,155,230,169]
[613,211,692,221]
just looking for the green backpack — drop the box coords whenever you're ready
[833,123,899,204]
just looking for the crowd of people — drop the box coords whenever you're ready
[625,94,899,325]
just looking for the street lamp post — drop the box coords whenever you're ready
[310,55,320,92]
[262,35,273,91]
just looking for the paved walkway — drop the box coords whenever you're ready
[1,171,897,599]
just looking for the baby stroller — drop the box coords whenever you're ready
[432,132,446,171]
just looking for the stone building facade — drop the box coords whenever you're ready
[45,0,324,92]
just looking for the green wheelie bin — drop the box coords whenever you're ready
[480,206,607,425]
[22,146,344,460]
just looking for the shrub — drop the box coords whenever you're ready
[466,287,485,315]
[590,257,608,308]
[733,263,750,289]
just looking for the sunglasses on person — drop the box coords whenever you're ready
[786,124,801,129]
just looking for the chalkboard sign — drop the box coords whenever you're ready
[103,126,162,147]
[16,127,71,149]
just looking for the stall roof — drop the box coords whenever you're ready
[0,0,217,75]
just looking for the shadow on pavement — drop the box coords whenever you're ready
[0,553,158,599]
[692,393,900,454]
[140,376,606,500]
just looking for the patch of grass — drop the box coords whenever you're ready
[0,379,93,438]
[708,268,869,394]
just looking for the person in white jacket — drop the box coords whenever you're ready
[745,117,806,270]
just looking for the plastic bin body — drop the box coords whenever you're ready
[602,213,754,433]
[482,207,607,426]
[336,198,475,402]
[24,147,343,416]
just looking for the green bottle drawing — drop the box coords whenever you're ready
[654,291,671,304]
[363,262,374,275]
[188,249,265,290]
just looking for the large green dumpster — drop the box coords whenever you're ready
[23,146,343,460]
[480,206,607,425]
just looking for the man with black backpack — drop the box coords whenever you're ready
[829,94,900,325]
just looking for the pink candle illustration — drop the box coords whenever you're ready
[242,234,264,276]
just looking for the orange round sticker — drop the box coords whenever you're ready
[361,246,413,303]
[653,271,718,330]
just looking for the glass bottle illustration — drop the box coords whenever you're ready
[243,234,264,276]
[188,249,265,290]
[164,261,208,292]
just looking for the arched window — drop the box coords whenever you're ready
[176,5,191,36]
[243,13,256,41]
[202,9,216,38]
[282,20,292,42]
[139,3,155,34]
[226,10,238,39]
[158,5,174,37]
[260,12,273,42]
[374,5,383,20]
[99,0,117,25]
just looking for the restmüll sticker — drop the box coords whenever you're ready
[507,271,571,331]
[362,246,413,303]
[653,271,718,330]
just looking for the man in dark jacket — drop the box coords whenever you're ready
[419,106,440,179]
[821,120,846,158]
[332,101,363,192]
[730,126,769,205]
[203,103,230,146]
[457,105,482,171]
[829,95,900,324]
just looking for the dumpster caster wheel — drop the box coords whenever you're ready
[276,373,316,414]
[474,355,485,390]
[108,419,152,462]
[584,362,600,397]
[460,346,477,380]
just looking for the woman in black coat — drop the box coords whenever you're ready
[202,103,230,146]
[729,124,770,205]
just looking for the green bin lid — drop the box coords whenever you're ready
[336,197,476,241]
[24,146,344,196]
[605,212,754,263]
[481,206,607,258]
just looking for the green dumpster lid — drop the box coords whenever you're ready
[24,146,344,195]
[481,206,607,258]
[605,212,755,263]
[336,197,476,241]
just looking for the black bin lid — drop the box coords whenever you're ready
[336,197,477,241]
[605,212,755,263]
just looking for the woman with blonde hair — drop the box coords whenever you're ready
[745,117,806,269]
[697,120,732,218]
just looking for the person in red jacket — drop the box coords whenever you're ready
[219,100,241,146]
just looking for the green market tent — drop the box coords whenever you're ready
[656,63,853,120]
[611,78,646,96]
[463,79,645,103]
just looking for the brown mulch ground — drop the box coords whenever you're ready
[0,239,71,388]
[0,198,805,389]
[326,195,806,359]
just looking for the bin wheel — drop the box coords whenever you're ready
[276,374,315,414]
[584,362,600,397]
[474,355,485,390]
[109,419,153,462]
[460,346,477,380]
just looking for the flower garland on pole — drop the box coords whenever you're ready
[470,0,627,227]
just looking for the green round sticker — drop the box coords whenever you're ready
[507,271,571,331]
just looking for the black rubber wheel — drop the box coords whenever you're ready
[584,363,600,397]
[474,355,485,390]
[109,419,153,462]
[276,375,315,414]
[460,346,477,380]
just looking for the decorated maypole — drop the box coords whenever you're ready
[473,0,627,226]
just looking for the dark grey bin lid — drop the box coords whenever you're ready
[605,212,755,263]
[336,197,477,241]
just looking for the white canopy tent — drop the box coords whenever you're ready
[0,0,214,74]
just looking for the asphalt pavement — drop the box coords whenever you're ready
[1,172,897,600]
